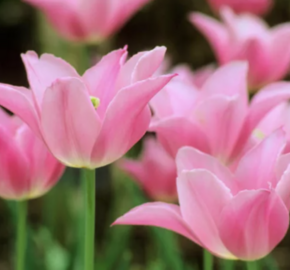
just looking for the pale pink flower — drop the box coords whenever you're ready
[119,137,177,202]
[190,8,290,89]
[207,0,272,15]
[150,61,290,166]
[0,47,174,169]
[0,109,64,200]
[113,130,290,261]
[23,0,152,42]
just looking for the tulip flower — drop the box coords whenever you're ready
[190,8,290,89]
[207,0,272,15]
[0,46,174,169]
[119,137,177,202]
[23,0,152,42]
[113,130,290,261]
[150,61,290,167]
[0,108,64,200]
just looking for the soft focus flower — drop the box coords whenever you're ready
[23,0,152,42]
[207,0,272,15]
[0,47,174,169]
[113,130,290,261]
[119,137,177,202]
[150,61,290,167]
[190,8,290,89]
[0,109,64,200]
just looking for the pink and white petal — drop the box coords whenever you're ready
[150,116,210,158]
[177,170,233,258]
[219,190,289,261]
[41,77,101,168]
[82,48,127,119]
[235,130,286,190]
[194,95,247,163]
[0,83,41,138]
[91,75,175,167]
[113,202,200,244]
[276,153,290,181]
[189,13,229,63]
[200,62,248,104]
[119,159,146,185]
[276,164,290,210]
[21,51,79,106]
[0,126,30,200]
[176,147,238,194]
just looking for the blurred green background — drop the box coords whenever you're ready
[0,0,290,269]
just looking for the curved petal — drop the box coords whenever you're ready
[91,75,175,168]
[176,147,238,194]
[82,48,127,119]
[41,77,101,168]
[150,116,210,158]
[112,202,200,244]
[0,126,30,200]
[177,170,234,259]
[235,130,285,190]
[0,83,41,138]
[219,190,289,261]
[21,51,79,106]
[276,164,290,210]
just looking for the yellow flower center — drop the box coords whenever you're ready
[90,96,100,109]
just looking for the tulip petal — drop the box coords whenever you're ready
[0,83,41,138]
[219,190,289,260]
[276,164,290,210]
[176,147,238,194]
[236,129,285,190]
[116,47,166,89]
[0,126,30,199]
[113,202,200,244]
[177,170,234,258]
[82,48,127,118]
[21,51,79,106]
[41,77,101,168]
[91,75,175,167]
[150,116,210,158]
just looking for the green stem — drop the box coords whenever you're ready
[203,249,213,270]
[16,200,27,270]
[84,169,96,270]
[246,261,258,270]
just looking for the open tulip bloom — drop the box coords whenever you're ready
[190,7,290,89]
[23,0,152,42]
[114,130,290,261]
[150,61,290,168]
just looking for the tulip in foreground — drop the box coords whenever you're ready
[23,0,152,42]
[190,8,290,89]
[114,130,290,260]
[119,137,177,202]
[207,0,272,15]
[0,46,174,169]
[0,109,64,200]
[150,61,290,167]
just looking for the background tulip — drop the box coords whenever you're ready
[119,137,177,202]
[114,130,290,261]
[23,0,152,42]
[190,8,290,89]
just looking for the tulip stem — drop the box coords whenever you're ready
[16,200,27,270]
[246,261,258,270]
[203,249,213,270]
[84,168,96,270]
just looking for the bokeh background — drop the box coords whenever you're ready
[0,0,290,269]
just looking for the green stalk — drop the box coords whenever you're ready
[16,200,27,270]
[83,169,96,270]
[246,261,258,270]
[203,249,213,270]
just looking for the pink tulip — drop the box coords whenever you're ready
[0,47,174,169]
[119,137,177,202]
[150,62,290,166]
[113,130,290,260]
[23,0,151,42]
[0,109,64,200]
[190,8,290,89]
[207,0,272,15]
